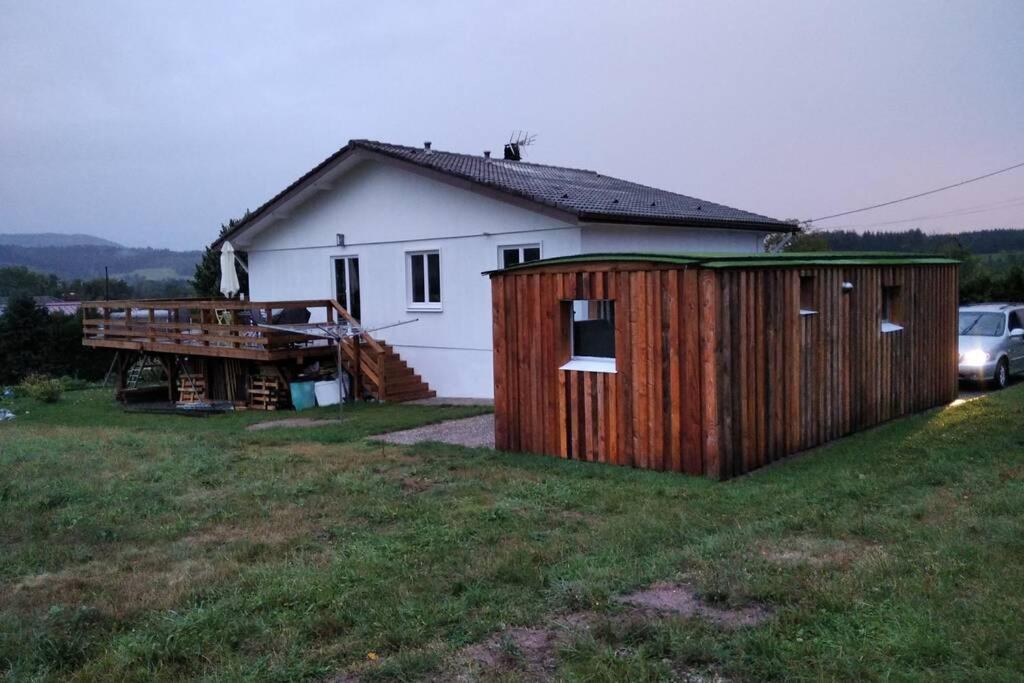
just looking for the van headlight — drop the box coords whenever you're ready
[961,349,990,366]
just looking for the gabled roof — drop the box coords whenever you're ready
[485,251,959,275]
[216,140,795,248]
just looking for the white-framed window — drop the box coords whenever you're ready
[560,299,616,373]
[406,250,442,310]
[498,243,542,268]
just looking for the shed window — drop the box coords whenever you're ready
[1008,310,1023,333]
[881,285,903,332]
[407,251,441,310]
[799,275,817,316]
[560,300,616,373]
[499,244,541,268]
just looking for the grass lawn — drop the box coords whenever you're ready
[1,386,1023,681]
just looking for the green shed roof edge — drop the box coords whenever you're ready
[484,251,959,275]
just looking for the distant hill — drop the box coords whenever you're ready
[812,228,1024,254]
[0,232,122,248]
[0,245,201,281]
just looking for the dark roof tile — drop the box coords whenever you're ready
[353,140,788,229]
[217,139,793,247]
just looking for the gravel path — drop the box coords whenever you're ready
[374,414,495,448]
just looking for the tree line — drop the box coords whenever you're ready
[0,219,247,385]
[0,244,201,280]
[0,265,193,301]
[806,228,1024,255]
[785,228,1024,303]
[1,216,249,302]
[0,297,112,385]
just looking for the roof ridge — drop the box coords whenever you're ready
[351,139,603,176]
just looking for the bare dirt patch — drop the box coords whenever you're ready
[999,465,1024,482]
[429,592,753,682]
[327,583,767,681]
[247,418,340,431]
[452,626,563,681]
[616,582,771,628]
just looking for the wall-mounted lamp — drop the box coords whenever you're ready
[336,233,345,247]
[841,281,854,293]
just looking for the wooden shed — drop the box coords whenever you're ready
[488,253,959,479]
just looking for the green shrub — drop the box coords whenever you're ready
[59,376,92,392]
[20,374,64,403]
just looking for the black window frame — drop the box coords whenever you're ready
[499,244,542,269]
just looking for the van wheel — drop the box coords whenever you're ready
[993,358,1010,390]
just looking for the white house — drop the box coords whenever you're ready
[216,140,793,398]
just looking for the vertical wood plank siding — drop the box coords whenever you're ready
[491,263,959,479]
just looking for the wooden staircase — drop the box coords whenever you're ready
[329,301,435,403]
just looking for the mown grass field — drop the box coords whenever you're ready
[1,386,1023,681]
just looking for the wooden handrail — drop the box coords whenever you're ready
[82,298,336,310]
[81,297,337,357]
[329,299,386,355]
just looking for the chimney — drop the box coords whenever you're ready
[423,141,432,153]
[483,150,491,160]
[503,142,521,161]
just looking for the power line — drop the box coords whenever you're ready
[823,194,1024,231]
[805,159,1024,224]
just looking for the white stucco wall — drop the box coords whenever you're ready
[243,159,768,398]
[246,159,580,397]
[580,224,768,253]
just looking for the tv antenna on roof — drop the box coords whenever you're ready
[504,130,536,161]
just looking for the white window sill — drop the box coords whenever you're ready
[560,357,617,373]
[880,322,904,333]
[407,303,443,313]
[800,309,818,317]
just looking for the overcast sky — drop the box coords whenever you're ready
[1,1,1022,249]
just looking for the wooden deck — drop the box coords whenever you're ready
[82,298,435,402]
[82,298,337,362]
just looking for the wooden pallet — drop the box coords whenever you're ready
[248,376,288,410]
[176,376,206,404]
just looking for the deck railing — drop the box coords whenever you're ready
[81,298,341,359]
[80,298,428,401]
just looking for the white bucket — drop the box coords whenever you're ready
[314,379,343,406]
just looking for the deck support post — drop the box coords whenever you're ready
[115,352,132,403]
[352,336,362,402]
[167,354,178,402]
[336,341,344,420]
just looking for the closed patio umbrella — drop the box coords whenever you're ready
[219,241,240,298]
